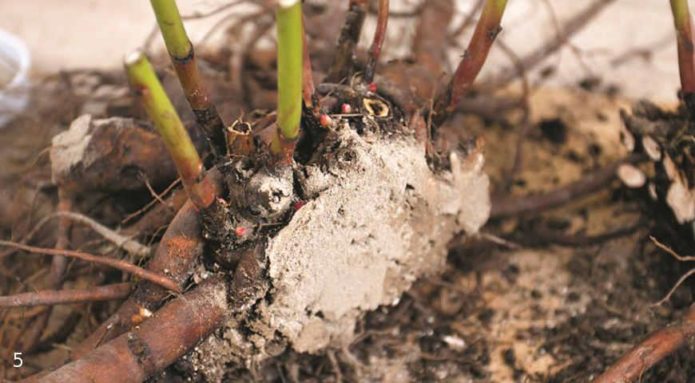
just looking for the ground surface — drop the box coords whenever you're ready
[1,1,694,382]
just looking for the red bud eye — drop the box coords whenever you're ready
[319,114,333,127]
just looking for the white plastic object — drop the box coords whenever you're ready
[0,29,30,128]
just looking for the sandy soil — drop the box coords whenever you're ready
[0,1,693,382]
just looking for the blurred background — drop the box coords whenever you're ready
[0,0,686,102]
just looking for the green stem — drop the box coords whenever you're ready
[433,0,508,127]
[125,51,215,209]
[271,0,303,164]
[150,0,227,157]
[670,0,695,95]
[150,0,189,58]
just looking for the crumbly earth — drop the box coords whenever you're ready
[3,66,694,382]
[185,120,491,381]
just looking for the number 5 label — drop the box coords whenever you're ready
[13,352,23,368]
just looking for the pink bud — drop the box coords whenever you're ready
[319,114,333,127]
[235,226,247,237]
[368,82,378,93]
[341,103,352,114]
[293,200,306,211]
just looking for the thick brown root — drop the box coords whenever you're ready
[32,277,228,383]
[71,170,222,359]
[50,114,206,193]
[593,305,695,383]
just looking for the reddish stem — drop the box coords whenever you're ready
[302,15,316,110]
[172,52,228,157]
[364,0,389,83]
[433,0,508,126]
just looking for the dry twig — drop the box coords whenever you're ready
[491,0,616,87]
[491,154,645,219]
[0,283,131,308]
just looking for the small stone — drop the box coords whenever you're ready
[442,335,466,350]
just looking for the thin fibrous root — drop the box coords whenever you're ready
[593,305,695,383]
[121,178,182,226]
[16,193,72,352]
[0,283,131,308]
[0,240,180,293]
[654,269,695,306]
[650,238,695,306]
[20,211,150,259]
[33,277,228,383]
[122,186,188,237]
[651,236,695,261]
